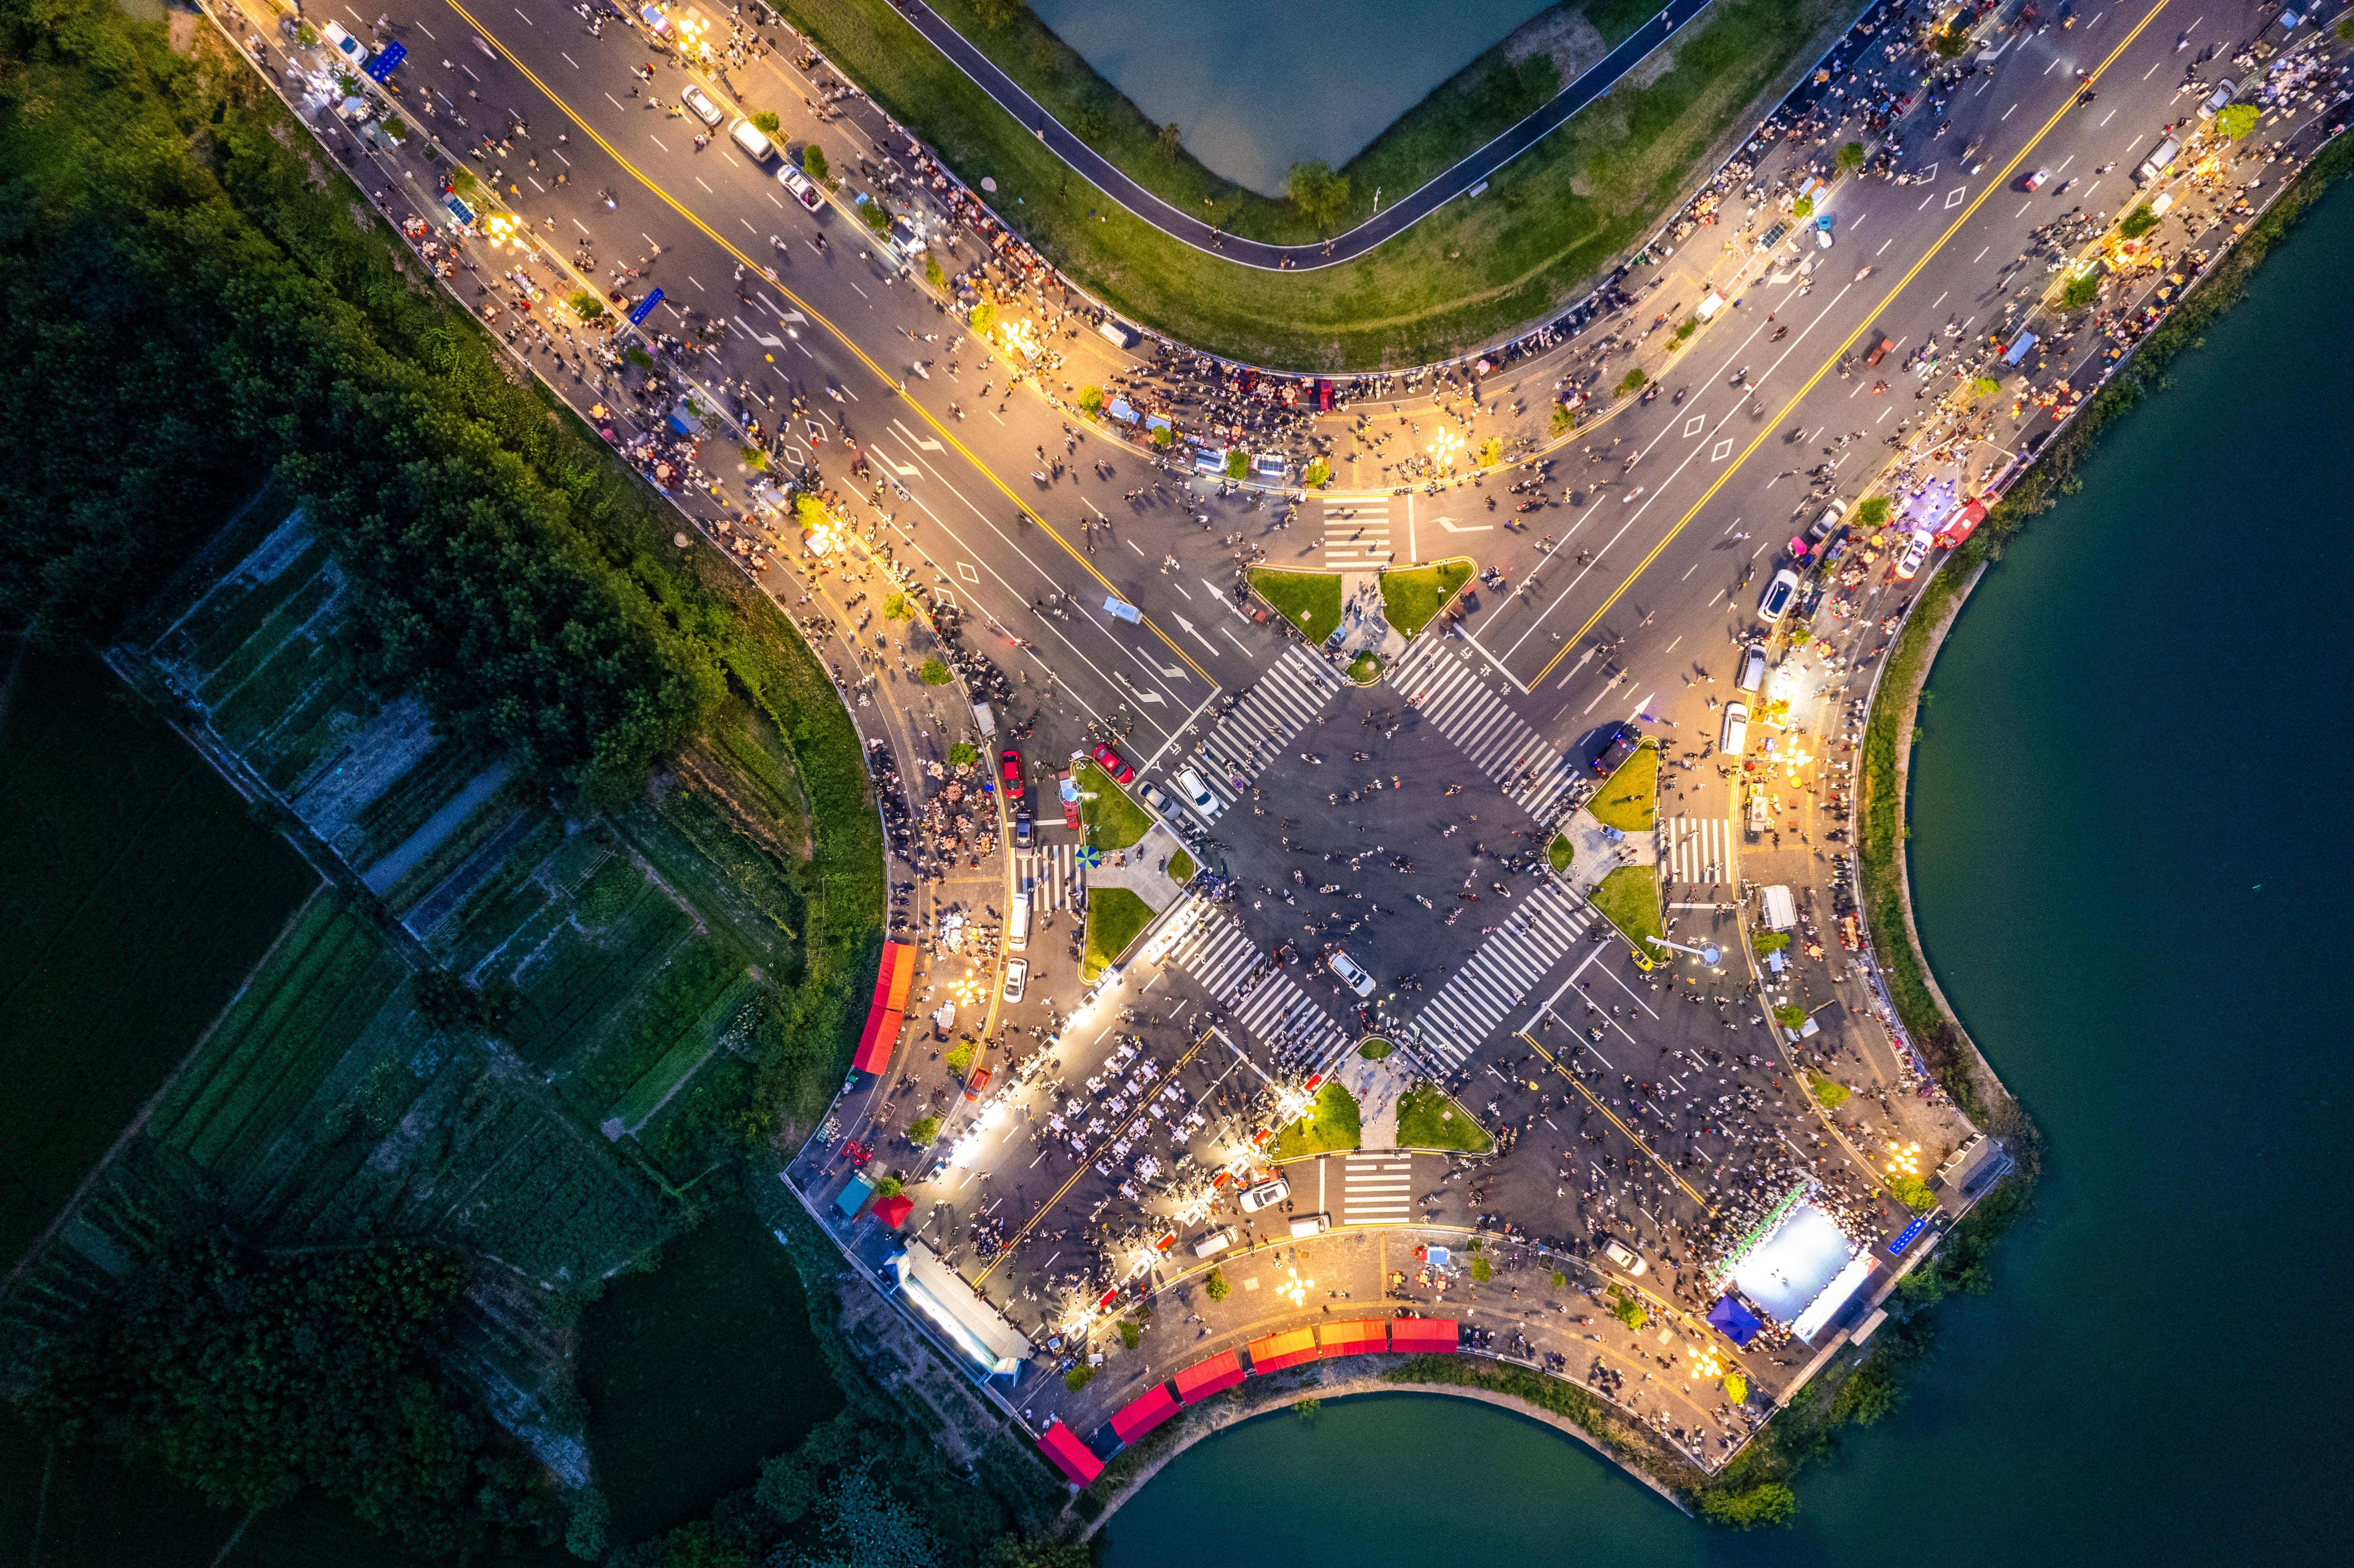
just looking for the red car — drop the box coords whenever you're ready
[1090,741,1135,784]
[998,748,1025,801]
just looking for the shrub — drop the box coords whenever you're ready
[1838,141,1865,173]
[918,658,952,685]
[1892,1174,1937,1212]
[1853,499,1891,530]
[873,1175,903,1198]
[1700,1481,1797,1527]
[1752,929,1791,955]
[944,1041,975,1074]
[1931,23,1971,57]
[1609,1289,1646,1330]
[2119,205,2159,238]
[946,742,978,766]
[1064,1363,1095,1392]
[1549,403,1573,435]
[1809,1073,1849,1109]
[1077,385,1105,413]
[381,116,408,143]
[974,0,1027,28]
[1286,160,1350,229]
[1226,449,1248,480]
[1672,315,1700,343]
[2060,271,2100,309]
[1303,458,1331,487]
[883,593,911,620]
[751,110,781,132]
[1152,425,1175,448]
[1616,366,1648,395]
[1203,1268,1230,1302]
[1469,1258,1493,1283]
[924,256,945,290]
[1792,195,1814,218]
[1722,1372,1747,1405]
[906,1116,940,1144]
[1550,1271,1566,1287]
[568,290,605,320]
[1970,375,2001,398]
[1117,1320,1141,1350]
[969,300,997,334]
[860,200,892,234]
[799,143,828,181]
[2214,103,2259,141]
[1774,1003,1807,1030]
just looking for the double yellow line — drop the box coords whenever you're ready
[1530,0,2174,685]
[1519,1030,1713,1214]
[441,0,1211,688]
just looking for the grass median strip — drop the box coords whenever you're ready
[1082,886,1154,981]
[1272,1082,1363,1161]
[1397,1083,1493,1153]
[1588,739,1657,831]
[1590,863,1662,957]
[1247,567,1343,643]
[1076,758,1150,850]
[1379,559,1474,639]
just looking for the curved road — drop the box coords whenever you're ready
[894,0,1717,270]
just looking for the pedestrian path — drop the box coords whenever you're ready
[1014,843,1078,910]
[1664,814,1728,888]
[1319,498,1395,571]
[1339,1153,1414,1225]
[1188,645,1344,809]
[1150,903,1352,1066]
[1390,640,1582,822]
[1412,881,1594,1068]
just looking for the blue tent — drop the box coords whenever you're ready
[1707,1295,1764,1347]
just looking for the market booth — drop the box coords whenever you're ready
[1036,1421,1103,1486]
[1172,1349,1246,1403]
[1385,1316,1460,1354]
[852,941,917,1076]
[1109,1381,1181,1444]
[1317,1319,1389,1358]
[1245,1327,1319,1374]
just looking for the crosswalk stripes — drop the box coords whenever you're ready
[1411,881,1594,1068]
[1320,498,1395,570]
[1014,844,1077,911]
[1389,640,1582,822]
[1150,903,1353,1064]
[1184,645,1344,808]
[1665,815,1728,887]
[1339,1154,1414,1225]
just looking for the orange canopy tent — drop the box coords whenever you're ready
[852,942,917,1075]
[1317,1319,1389,1358]
[1386,1316,1461,1353]
[1245,1327,1318,1375]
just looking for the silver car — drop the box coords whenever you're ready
[679,84,724,127]
[1238,1178,1290,1213]
[1174,767,1221,823]
[1326,950,1376,997]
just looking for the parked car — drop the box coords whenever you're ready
[1237,1178,1290,1213]
[1327,950,1376,997]
[1589,720,1640,777]
[320,20,372,67]
[1720,701,1749,755]
[998,748,1025,801]
[1758,568,1801,624]
[1174,767,1221,822]
[1737,645,1768,693]
[679,84,724,126]
[1601,1237,1648,1276]
[1289,1213,1330,1238]
[1090,742,1135,784]
[778,164,822,209]
[1012,812,1033,849]
[1894,528,1933,581]
[2197,79,2240,120]
[729,117,776,162]
[1001,958,1028,1004]
[1192,1226,1235,1258]
[1139,780,1175,818]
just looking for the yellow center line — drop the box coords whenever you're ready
[440,0,1212,690]
[1519,1029,1714,1214]
[1529,0,2173,685]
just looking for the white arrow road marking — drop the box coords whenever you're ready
[1173,613,1222,654]
[1116,674,1168,706]
[733,315,785,347]
[1432,516,1494,533]
[1554,646,1598,690]
[891,417,943,451]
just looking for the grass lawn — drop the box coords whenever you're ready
[776,0,1850,365]
[0,654,317,1262]
[1380,560,1475,639]
[1271,1081,1363,1161]
[1347,652,1384,683]
[1249,568,1344,643]
[1358,1038,1394,1060]
[1589,864,1663,960]
[1589,740,1657,831]
[1396,1083,1493,1153]
[1547,833,1573,872]
[1076,758,1151,850]
[1167,848,1196,884]
[1083,886,1156,981]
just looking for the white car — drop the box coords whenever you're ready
[320,21,371,68]
[1326,950,1376,997]
[1001,957,1028,1004]
[1601,1237,1648,1276]
[1720,701,1749,756]
[1237,1178,1290,1213]
[2197,79,2239,120]
[1758,568,1801,624]
[1894,528,1933,581]
[1174,767,1221,822]
[729,117,776,162]
[778,165,822,210]
[679,84,725,127]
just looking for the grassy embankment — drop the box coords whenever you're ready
[1271,1081,1363,1161]
[778,0,1849,365]
[1247,567,1344,642]
[1378,559,1475,638]
[1396,1083,1493,1152]
[1082,886,1155,980]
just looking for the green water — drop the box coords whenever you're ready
[578,1206,844,1540]
[1105,183,2354,1566]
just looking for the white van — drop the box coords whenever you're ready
[1007,892,1031,952]
[1736,645,1767,693]
[2136,135,2180,184]
[1289,1213,1330,1238]
[730,118,777,163]
[1720,701,1749,756]
[1192,1226,1235,1259]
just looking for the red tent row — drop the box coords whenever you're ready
[1172,1348,1246,1403]
[1109,1381,1180,1444]
[1317,1319,1389,1358]
[851,942,917,1076]
[1036,1421,1103,1486]
[1387,1316,1461,1354]
[1244,1327,1319,1375]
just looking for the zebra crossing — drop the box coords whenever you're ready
[1390,639,1582,822]
[1150,904,1352,1066]
[1665,814,1729,888]
[1014,844,1078,910]
[1182,644,1344,808]
[1412,881,1594,1067]
[1339,1154,1414,1225]
[1320,497,1395,570]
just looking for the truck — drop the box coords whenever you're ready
[1865,334,1894,368]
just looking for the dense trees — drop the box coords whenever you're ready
[30,1237,564,1555]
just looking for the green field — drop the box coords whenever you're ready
[1076,758,1151,851]
[1589,740,1658,831]
[1397,1084,1493,1153]
[1248,568,1344,643]
[1590,863,1664,959]
[1271,1082,1363,1162]
[1083,887,1156,981]
[1380,560,1475,639]
[0,653,316,1263]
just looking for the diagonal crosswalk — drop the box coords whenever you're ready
[1014,844,1078,910]
[1181,644,1344,809]
[1339,1153,1414,1225]
[1390,640,1583,822]
[1147,903,1352,1067]
[1319,498,1395,570]
[1664,814,1728,888]
[1412,881,1594,1067]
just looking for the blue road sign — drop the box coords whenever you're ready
[628,287,665,327]
[363,40,406,81]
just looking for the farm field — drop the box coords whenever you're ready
[0,651,315,1265]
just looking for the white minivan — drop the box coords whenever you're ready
[1720,701,1749,756]
[1007,892,1031,952]
[730,118,777,163]
[1192,1226,1235,1259]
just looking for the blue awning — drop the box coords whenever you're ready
[1707,1294,1763,1347]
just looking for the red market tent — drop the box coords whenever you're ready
[1110,1382,1181,1444]
[1245,1327,1318,1375]
[1386,1316,1460,1354]
[851,942,917,1076]
[1172,1350,1245,1403]
[872,1193,914,1230]
[1036,1421,1103,1486]
[1317,1320,1389,1357]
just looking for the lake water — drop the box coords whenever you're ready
[1103,181,2354,1566]
[1027,0,1559,194]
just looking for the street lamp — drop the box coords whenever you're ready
[1646,934,1725,966]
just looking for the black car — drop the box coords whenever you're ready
[1589,721,1640,777]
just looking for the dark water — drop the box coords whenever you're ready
[1106,184,2354,1566]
